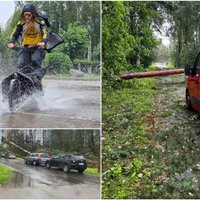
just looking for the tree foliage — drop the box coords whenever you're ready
[126,2,158,68]
[103,2,134,85]
[103,2,160,86]
[165,2,200,67]
[60,23,89,60]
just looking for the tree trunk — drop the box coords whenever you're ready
[87,35,92,60]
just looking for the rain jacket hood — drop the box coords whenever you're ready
[20,4,38,19]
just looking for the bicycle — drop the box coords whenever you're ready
[1,45,47,112]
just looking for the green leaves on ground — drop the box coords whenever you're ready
[102,78,157,199]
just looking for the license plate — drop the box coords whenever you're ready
[79,163,84,166]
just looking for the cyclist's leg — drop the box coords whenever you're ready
[31,48,46,92]
[31,48,45,69]
[17,49,31,69]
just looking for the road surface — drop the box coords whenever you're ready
[0,79,100,128]
[0,157,100,199]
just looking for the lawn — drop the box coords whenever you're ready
[0,164,12,184]
[84,167,100,176]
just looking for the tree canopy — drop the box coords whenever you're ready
[103,1,200,86]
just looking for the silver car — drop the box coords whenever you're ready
[4,152,16,159]
[25,153,50,166]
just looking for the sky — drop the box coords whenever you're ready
[154,20,170,47]
[154,31,170,47]
[0,1,15,28]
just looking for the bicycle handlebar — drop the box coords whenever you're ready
[8,44,45,51]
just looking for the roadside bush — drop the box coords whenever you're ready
[73,58,99,73]
[44,52,73,74]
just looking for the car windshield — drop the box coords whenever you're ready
[74,155,85,160]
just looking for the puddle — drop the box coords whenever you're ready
[0,171,47,189]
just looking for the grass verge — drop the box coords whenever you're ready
[84,167,100,176]
[102,78,157,199]
[103,75,200,199]
[0,164,12,184]
[16,157,24,160]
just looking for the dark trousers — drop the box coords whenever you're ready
[18,47,46,92]
[18,47,46,69]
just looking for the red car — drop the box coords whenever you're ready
[185,54,200,112]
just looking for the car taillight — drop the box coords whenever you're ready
[38,155,42,160]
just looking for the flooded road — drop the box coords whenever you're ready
[0,158,100,199]
[0,79,100,128]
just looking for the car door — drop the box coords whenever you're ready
[28,153,34,162]
[51,156,60,167]
[189,52,200,110]
[41,153,50,163]
[59,155,67,168]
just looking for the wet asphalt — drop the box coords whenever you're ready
[0,79,100,128]
[0,157,100,199]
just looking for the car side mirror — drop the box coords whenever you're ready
[185,64,191,76]
[192,67,198,76]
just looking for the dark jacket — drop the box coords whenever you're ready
[9,4,48,45]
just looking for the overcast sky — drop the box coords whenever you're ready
[0,1,15,28]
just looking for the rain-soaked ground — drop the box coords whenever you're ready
[0,158,100,199]
[153,74,200,134]
[0,79,100,128]
[149,74,200,198]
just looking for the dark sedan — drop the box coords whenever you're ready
[46,154,87,173]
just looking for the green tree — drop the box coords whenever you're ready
[155,43,169,63]
[93,43,100,61]
[103,2,134,86]
[164,2,200,67]
[125,2,158,69]
[60,23,89,60]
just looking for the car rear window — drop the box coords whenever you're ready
[41,153,50,158]
[30,153,38,157]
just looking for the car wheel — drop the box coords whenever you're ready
[63,165,70,173]
[46,162,51,169]
[33,160,37,166]
[186,90,192,110]
[78,169,84,173]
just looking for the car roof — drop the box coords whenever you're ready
[61,154,85,157]
[30,152,48,154]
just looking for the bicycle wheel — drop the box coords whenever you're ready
[8,79,21,112]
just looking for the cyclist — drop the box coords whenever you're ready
[8,4,48,69]
[7,4,48,91]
